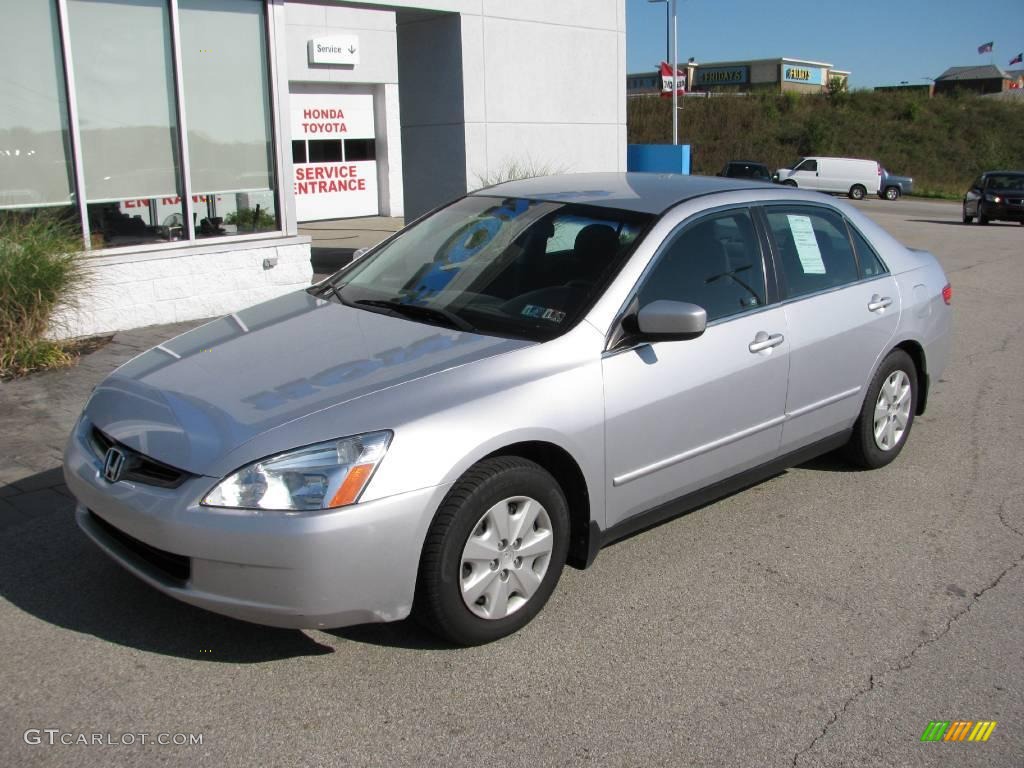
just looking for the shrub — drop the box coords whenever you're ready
[225,207,276,231]
[0,211,89,377]
[472,157,569,190]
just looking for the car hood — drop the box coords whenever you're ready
[85,290,532,475]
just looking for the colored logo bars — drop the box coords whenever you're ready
[920,721,997,742]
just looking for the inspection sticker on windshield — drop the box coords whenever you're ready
[521,304,566,323]
[787,214,826,274]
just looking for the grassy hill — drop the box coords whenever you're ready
[628,90,1024,197]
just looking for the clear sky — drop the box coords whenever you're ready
[626,0,1024,88]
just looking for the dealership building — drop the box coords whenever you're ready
[1,0,627,338]
[628,57,849,96]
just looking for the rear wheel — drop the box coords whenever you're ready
[414,456,569,645]
[883,186,900,201]
[844,349,917,469]
[849,185,867,200]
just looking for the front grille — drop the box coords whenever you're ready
[88,511,191,583]
[1008,198,1024,207]
[90,427,191,489]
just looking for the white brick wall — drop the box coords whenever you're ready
[49,239,313,340]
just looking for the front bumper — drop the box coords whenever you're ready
[981,201,1024,222]
[64,419,450,629]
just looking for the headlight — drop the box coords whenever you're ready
[202,431,392,511]
[984,193,1002,203]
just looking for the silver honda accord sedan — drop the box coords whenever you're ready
[64,173,952,645]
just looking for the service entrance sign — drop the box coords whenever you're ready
[290,92,379,221]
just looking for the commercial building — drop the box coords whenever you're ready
[627,57,849,97]
[933,65,1021,95]
[1,0,627,338]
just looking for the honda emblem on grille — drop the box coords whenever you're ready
[103,447,127,483]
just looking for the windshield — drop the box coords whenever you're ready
[986,173,1024,190]
[325,196,652,341]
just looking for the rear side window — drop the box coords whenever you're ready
[847,224,888,278]
[638,209,766,322]
[765,207,859,299]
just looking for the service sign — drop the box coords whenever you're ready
[695,66,749,86]
[308,35,359,66]
[290,92,378,221]
[783,65,825,85]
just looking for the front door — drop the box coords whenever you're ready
[603,208,790,528]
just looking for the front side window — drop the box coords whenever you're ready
[637,209,766,322]
[330,196,651,341]
[795,159,818,172]
[765,206,859,298]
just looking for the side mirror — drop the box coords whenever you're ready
[636,300,707,340]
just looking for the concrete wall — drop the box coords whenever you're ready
[393,0,627,218]
[50,240,313,340]
[283,2,404,216]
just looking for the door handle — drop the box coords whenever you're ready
[868,294,893,312]
[749,331,785,353]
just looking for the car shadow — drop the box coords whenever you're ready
[906,219,966,226]
[0,468,335,663]
[326,621,457,651]
[797,451,864,473]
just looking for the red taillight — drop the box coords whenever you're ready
[942,283,952,305]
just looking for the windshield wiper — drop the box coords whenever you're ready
[354,299,477,333]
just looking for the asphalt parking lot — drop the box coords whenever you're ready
[1,196,1021,767]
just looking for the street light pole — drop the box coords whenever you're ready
[671,0,678,145]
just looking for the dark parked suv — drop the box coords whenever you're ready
[717,161,772,182]
[963,171,1024,225]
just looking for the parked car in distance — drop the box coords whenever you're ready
[717,161,772,182]
[65,173,952,645]
[880,168,914,200]
[962,171,1024,225]
[775,156,882,200]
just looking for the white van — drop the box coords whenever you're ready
[775,157,882,200]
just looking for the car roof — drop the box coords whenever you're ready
[473,172,770,214]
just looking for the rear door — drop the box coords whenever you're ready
[602,207,789,527]
[760,204,899,451]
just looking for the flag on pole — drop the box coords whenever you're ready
[977,41,994,54]
[1010,52,1023,66]
[659,61,686,98]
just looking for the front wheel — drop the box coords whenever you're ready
[977,205,989,225]
[844,349,917,469]
[782,180,798,187]
[849,184,867,200]
[883,186,900,201]
[414,457,569,645]
[962,204,973,224]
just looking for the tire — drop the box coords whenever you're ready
[414,456,569,645]
[782,180,798,187]
[844,349,917,469]
[962,204,973,225]
[849,185,867,200]
[883,186,900,201]
[977,205,989,225]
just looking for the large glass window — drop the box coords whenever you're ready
[69,0,185,247]
[0,0,79,232]
[179,0,277,238]
[638,209,766,322]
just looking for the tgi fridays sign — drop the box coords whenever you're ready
[290,92,378,221]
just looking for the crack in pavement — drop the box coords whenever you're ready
[791,549,1023,767]
[792,360,1023,766]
